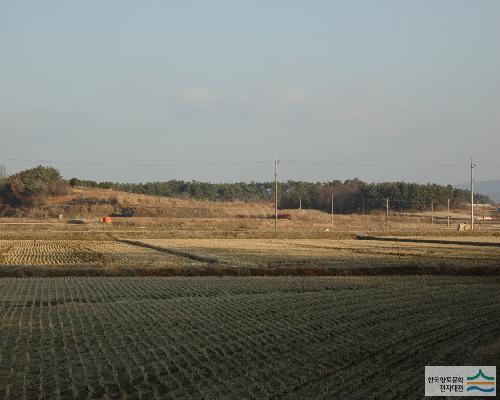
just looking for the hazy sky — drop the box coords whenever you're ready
[1,1,499,184]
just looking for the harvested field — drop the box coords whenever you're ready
[0,241,104,265]
[0,276,498,399]
[130,238,500,273]
[1,237,499,277]
[0,241,205,276]
[2,214,499,241]
[358,234,500,246]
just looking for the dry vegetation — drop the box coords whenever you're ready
[0,240,205,277]
[43,187,274,218]
[28,186,500,224]
[0,188,499,277]
[0,276,498,399]
[1,213,499,242]
[1,188,499,400]
[1,191,499,278]
[0,236,498,277]
[0,188,500,276]
[131,238,500,273]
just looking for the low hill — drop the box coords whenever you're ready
[71,177,494,214]
[2,167,495,218]
[43,186,275,219]
[0,166,68,215]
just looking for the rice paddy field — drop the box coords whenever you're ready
[0,240,204,276]
[0,236,499,277]
[0,219,499,399]
[0,276,498,400]
[133,237,500,271]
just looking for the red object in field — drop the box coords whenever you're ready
[102,216,112,223]
[277,213,292,220]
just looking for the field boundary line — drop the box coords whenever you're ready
[1,264,499,278]
[117,239,220,264]
[356,235,500,248]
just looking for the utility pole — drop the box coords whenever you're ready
[482,202,485,226]
[274,159,279,232]
[299,195,302,210]
[447,198,450,228]
[470,158,475,230]
[386,198,389,223]
[431,200,434,224]
[331,191,334,228]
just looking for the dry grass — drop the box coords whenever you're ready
[1,212,499,241]
[134,238,500,271]
[358,235,500,245]
[1,202,499,277]
[0,240,205,277]
[40,187,500,223]
[47,186,274,218]
[0,236,499,277]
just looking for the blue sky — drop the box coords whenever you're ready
[1,1,499,183]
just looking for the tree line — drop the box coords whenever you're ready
[0,166,493,216]
[69,176,492,214]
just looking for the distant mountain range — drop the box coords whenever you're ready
[455,179,500,203]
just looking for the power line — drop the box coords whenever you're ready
[1,156,499,169]
[2,156,385,167]
[0,157,271,168]
[282,160,384,167]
